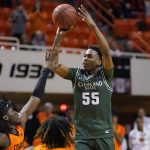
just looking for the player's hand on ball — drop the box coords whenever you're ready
[56,28,69,37]
[78,5,96,29]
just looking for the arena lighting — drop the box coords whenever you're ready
[60,103,68,112]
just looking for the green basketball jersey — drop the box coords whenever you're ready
[65,66,114,139]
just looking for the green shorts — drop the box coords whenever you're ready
[75,137,114,150]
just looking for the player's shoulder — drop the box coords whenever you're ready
[0,132,10,147]
[75,68,87,78]
[70,68,83,75]
[79,68,85,74]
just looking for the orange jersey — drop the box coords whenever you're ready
[114,124,126,150]
[33,144,74,150]
[5,125,24,150]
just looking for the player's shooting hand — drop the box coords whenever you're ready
[44,48,59,70]
[56,28,69,37]
[78,5,96,29]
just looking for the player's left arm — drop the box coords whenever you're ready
[78,5,113,70]
[19,52,53,129]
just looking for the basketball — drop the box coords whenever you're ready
[52,4,77,30]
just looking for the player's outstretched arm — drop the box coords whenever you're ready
[19,51,52,128]
[46,46,69,78]
[78,5,113,69]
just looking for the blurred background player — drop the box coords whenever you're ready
[0,49,55,150]
[31,102,56,147]
[134,108,150,130]
[129,117,150,150]
[112,113,126,150]
[47,5,114,150]
[33,116,73,150]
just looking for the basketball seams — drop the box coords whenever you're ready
[55,13,65,29]
[60,13,65,29]
[61,5,73,11]
[63,11,75,27]
[55,6,77,15]
[62,5,77,15]
[62,6,77,28]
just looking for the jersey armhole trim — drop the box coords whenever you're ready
[73,68,80,92]
[100,68,113,92]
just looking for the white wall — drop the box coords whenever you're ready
[131,58,150,96]
[0,50,83,93]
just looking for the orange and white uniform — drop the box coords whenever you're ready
[5,125,24,150]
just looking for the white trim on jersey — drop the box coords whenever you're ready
[100,68,113,92]
[73,68,80,92]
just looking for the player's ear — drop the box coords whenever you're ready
[3,115,8,120]
[101,57,104,65]
[97,59,102,66]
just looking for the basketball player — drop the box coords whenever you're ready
[33,116,73,150]
[0,50,56,150]
[47,5,114,150]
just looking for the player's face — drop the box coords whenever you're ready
[82,49,101,71]
[6,107,21,125]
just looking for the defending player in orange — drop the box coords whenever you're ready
[0,50,55,150]
[33,116,73,150]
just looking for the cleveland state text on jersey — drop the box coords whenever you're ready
[78,81,102,90]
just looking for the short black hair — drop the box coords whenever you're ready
[88,45,102,60]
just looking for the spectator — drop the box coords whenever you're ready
[31,30,46,50]
[9,2,29,41]
[129,117,150,150]
[29,2,48,35]
[126,40,141,52]
[112,114,126,150]
[134,108,150,130]
[32,102,56,147]
[36,102,55,125]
